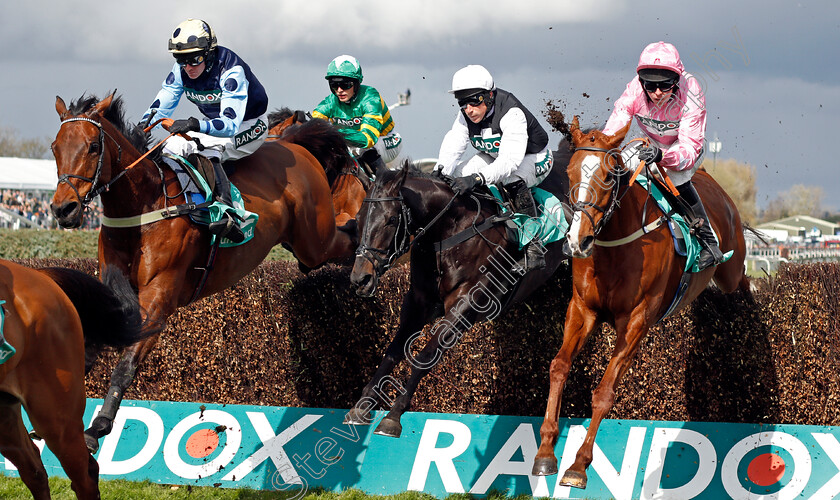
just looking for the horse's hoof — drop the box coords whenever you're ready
[374,417,402,437]
[531,457,558,476]
[559,469,588,489]
[343,408,373,426]
[84,433,100,454]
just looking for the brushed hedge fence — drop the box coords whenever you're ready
[16,258,840,425]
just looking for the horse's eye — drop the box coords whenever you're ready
[88,142,100,154]
[388,215,399,225]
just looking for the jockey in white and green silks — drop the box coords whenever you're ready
[312,55,403,173]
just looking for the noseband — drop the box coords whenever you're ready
[57,117,123,208]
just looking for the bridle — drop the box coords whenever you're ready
[56,117,124,208]
[355,194,413,276]
[355,180,458,278]
[570,145,628,237]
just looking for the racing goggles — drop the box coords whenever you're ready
[457,93,486,109]
[175,52,206,67]
[329,78,356,91]
[642,78,678,92]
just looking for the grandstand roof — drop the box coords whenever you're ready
[0,157,58,191]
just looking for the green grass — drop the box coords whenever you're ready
[0,229,294,261]
[0,476,543,499]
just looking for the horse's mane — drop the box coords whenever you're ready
[281,118,353,182]
[68,93,150,153]
[267,107,298,129]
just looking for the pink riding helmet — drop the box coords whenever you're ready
[636,41,685,76]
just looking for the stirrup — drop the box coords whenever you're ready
[209,214,245,243]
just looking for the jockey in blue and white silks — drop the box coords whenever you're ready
[140,18,270,242]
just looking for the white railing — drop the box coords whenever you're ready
[745,245,840,274]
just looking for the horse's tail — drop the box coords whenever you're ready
[742,222,770,246]
[281,118,355,185]
[37,267,161,370]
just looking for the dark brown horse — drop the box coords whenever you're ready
[267,108,371,226]
[531,117,749,488]
[343,161,571,436]
[49,93,356,452]
[0,260,150,499]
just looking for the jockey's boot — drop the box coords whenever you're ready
[360,149,387,177]
[208,157,245,244]
[509,179,546,271]
[677,181,723,271]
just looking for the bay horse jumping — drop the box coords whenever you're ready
[0,260,151,499]
[49,93,356,452]
[267,108,371,226]
[531,117,748,488]
[344,161,571,436]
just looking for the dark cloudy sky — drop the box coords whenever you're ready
[2,0,837,209]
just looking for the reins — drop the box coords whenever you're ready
[356,177,511,277]
[58,115,219,304]
[572,138,681,247]
[57,117,179,209]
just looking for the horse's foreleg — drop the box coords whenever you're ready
[84,334,160,453]
[373,296,476,438]
[533,296,598,477]
[560,312,648,489]
[345,289,438,426]
[0,404,51,500]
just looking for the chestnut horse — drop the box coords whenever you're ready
[0,260,150,499]
[267,108,371,226]
[344,162,571,437]
[531,117,748,488]
[49,93,355,452]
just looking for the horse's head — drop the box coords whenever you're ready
[266,107,308,138]
[350,165,413,297]
[50,92,148,228]
[563,116,631,258]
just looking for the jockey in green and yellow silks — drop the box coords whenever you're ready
[312,55,403,174]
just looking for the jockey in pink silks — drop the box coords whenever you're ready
[603,41,723,271]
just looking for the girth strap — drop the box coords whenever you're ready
[101,200,214,228]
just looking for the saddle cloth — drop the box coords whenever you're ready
[635,175,733,273]
[162,154,258,248]
[0,300,16,364]
[486,185,570,250]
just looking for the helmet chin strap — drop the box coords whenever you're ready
[202,48,216,74]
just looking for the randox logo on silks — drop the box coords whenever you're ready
[185,88,223,105]
[5,400,840,499]
[234,119,267,148]
[333,117,362,127]
[470,135,502,153]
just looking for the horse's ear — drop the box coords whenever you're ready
[92,93,115,116]
[55,96,69,119]
[607,120,632,149]
[399,161,411,183]
[570,116,584,145]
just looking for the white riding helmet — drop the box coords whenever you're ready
[168,19,217,55]
[449,65,495,100]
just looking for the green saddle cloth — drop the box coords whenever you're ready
[635,175,733,272]
[0,300,16,364]
[167,154,259,248]
[487,185,569,250]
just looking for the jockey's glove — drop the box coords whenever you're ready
[638,144,663,164]
[169,117,201,135]
[450,173,485,195]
